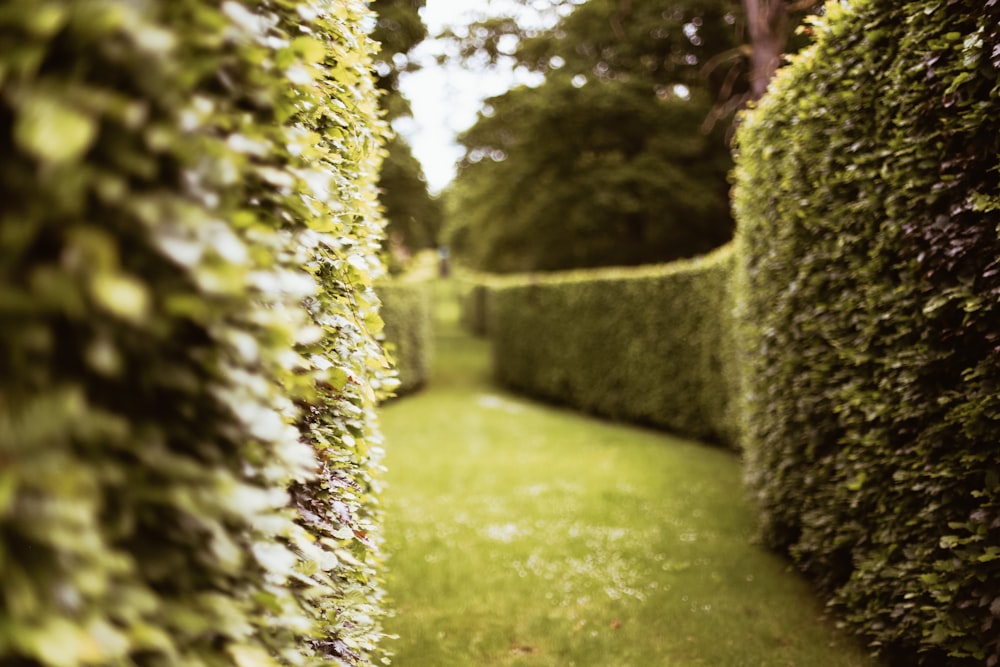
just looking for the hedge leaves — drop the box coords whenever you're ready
[0,1,389,665]
[734,1,1000,663]
[479,247,740,447]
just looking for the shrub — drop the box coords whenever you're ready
[487,245,739,447]
[733,1,1000,663]
[0,1,389,665]
[378,280,432,396]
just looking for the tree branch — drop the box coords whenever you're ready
[700,45,752,79]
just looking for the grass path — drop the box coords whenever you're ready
[378,281,880,667]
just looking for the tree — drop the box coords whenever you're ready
[371,0,444,268]
[451,81,735,272]
[447,0,745,273]
[451,0,752,126]
[372,0,427,117]
[380,136,441,251]
[742,0,822,99]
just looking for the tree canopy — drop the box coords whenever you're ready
[446,0,743,273]
[445,0,820,273]
[450,79,734,272]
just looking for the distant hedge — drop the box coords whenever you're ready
[734,1,1000,664]
[487,246,739,447]
[0,1,389,665]
[379,280,432,396]
[457,272,517,338]
[459,280,491,337]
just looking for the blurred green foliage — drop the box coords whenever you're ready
[450,82,735,273]
[457,277,494,338]
[370,0,428,106]
[371,0,444,266]
[734,0,1000,663]
[0,0,390,665]
[476,246,739,446]
[378,280,433,396]
[378,137,443,268]
[447,0,744,273]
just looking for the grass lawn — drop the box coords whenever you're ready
[378,280,881,667]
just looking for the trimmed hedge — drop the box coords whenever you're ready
[486,245,739,447]
[0,1,389,665]
[457,272,517,338]
[459,280,491,337]
[378,280,432,396]
[733,1,1000,664]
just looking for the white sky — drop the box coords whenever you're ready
[394,0,556,194]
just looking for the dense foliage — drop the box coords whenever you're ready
[482,247,739,446]
[0,1,389,665]
[446,0,744,273]
[450,81,735,273]
[378,280,432,396]
[444,0,824,273]
[733,1,1000,663]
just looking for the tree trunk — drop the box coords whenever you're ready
[742,0,789,99]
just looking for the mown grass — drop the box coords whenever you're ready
[378,280,881,667]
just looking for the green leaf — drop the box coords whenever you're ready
[228,643,280,667]
[14,93,98,164]
[15,617,101,667]
[939,535,960,549]
[89,272,151,323]
[977,547,1000,563]
[24,4,68,37]
[291,36,328,64]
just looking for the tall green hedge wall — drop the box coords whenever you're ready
[0,1,390,665]
[733,1,1000,664]
[487,246,739,447]
[378,280,432,396]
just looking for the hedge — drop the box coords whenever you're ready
[486,245,739,447]
[733,1,1000,664]
[459,280,491,337]
[457,271,517,338]
[378,280,432,396]
[0,1,389,665]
